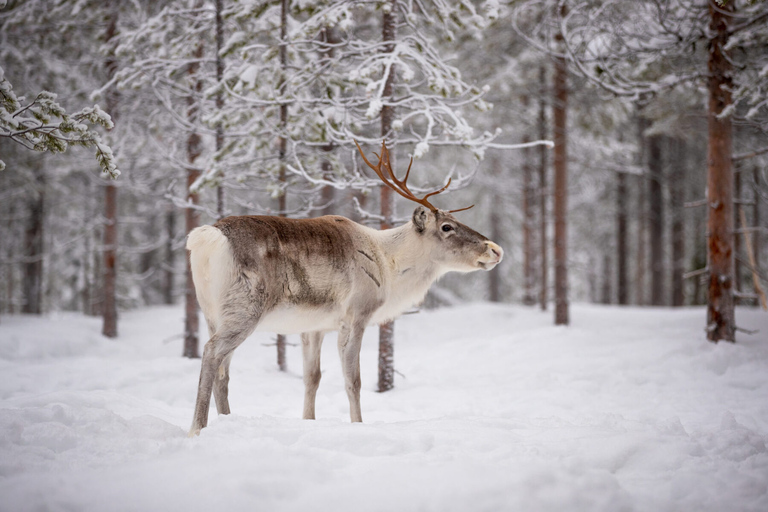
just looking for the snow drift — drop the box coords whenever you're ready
[0,303,767,512]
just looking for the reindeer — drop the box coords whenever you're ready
[186,141,503,435]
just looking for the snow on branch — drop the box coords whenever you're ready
[0,67,120,178]
[486,140,554,150]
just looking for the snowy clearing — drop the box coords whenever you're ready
[1,303,767,512]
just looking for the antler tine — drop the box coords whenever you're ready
[356,140,436,210]
[380,142,418,201]
[354,140,399,195]
[425,177,475,214]
[388,154,417,198]
[423,177,452,204]
[354,140,473,214]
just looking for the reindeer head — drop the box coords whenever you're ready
[355,141,503,273]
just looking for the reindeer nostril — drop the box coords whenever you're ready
[491,247,500,258]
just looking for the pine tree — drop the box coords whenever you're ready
[515,0,768,337]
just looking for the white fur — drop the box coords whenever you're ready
[186,225,236,332]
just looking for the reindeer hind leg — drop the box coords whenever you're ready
[213,351,234,415]
[190,311,259,436]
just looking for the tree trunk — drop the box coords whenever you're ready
[22,167,44,315]
[102,183,118,337]
[538,64,548,311]
[706,2,735,342]
[522,99,536,305]
[82,177,98,316]
[91,222,104,316]
[317,148,336,215]
[489,157,502,302]
[648,135,664,306]
[587,255,598,303]
[101,10,119,338]
[670,138,685,307]
[734,168,742,300]
[616,170,628,305]
[754,166,761,289]
[275,0,290,372]
[317,26,340,216]
[183,41,205,359]
[3,197,16,315]
[164,207,176,305]
[601,254,612,304]
[378,0,398,393]
[215,0,225,218]
[184,165,201,358]
[552,6,569,325]
[634,114,648,306]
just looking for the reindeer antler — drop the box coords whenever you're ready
[354,140,474,214]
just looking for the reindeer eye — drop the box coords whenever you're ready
[441,224,454,233]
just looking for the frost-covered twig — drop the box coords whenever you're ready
[0,67,120,178]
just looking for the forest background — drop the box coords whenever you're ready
[1,0,767,370]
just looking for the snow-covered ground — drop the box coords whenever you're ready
[1,303,767,512]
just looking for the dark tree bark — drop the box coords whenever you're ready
[101,10,119,338]
[754,166,761,283]
[601,254,612,304]
[635,174,648,305]
[616,170,629,305]
[22,167,44,315]
[634,114,648,306]
[378,0,398,393]
[647,135,664,306]
[183,41,205,359]
[90,217,104,317]
[102,182,118,337]
[669,139,686,307]
[734,167,742,298]
[706,1,735,342]
[164,207,176,305]
[3,195,16,315]
[552,6,569,325]
[538,64,549,311]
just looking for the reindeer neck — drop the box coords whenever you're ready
[375,222,442,286]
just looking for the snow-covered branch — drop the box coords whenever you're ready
[0,68,119,178]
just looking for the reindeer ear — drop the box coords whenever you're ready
[412,206,429,233]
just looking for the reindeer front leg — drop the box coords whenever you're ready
[337,319,367,423]
[301,331,324,420]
